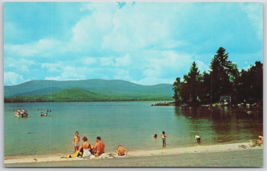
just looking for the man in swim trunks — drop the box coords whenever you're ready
[93,136,105,156]
[116,145,128,156]
[72,131,80,153]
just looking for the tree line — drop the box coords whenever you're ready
[173,47,263,105]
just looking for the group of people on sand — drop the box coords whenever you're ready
[72,131,127,158]
[40,109,52,117]
[154,131,167,147]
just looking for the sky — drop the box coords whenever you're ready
[4,2,263,86]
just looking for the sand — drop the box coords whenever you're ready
[7,148,263,167]
[4,141,263,166]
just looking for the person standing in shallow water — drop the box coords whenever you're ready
[72,131,80,153]
[161,131,167,147]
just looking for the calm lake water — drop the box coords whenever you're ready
[4,102,263,157]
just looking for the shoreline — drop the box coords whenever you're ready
[4,141,263,165]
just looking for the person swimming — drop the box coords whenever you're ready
[154,134,157,138]
[195,135,201,143]
[45,113,48,116]
[41,112,44,116]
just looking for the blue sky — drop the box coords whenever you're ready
[4,2,263,86]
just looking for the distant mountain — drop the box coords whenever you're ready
[6,87,63,97]
[4,88,173,102]
[4,79,174,102]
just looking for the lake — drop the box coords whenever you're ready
[4,102,263,157]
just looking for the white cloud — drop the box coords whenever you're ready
[5,38,67,57]
[4,72,25,85]
[44,66,91,80]
[145,51,193,76]
[100,3,188,52]
[4,57,35,72]
[68,3,116,52]
[113,69,131,80]
[100,57,114,66]
[114,54,131,66]
[134,50,200,85]
[240,3,263,39]
[41,63,63,72]
[195,60,209,73]
[68,2,189,53]
[100,54,131,67]
[83,57,97,65]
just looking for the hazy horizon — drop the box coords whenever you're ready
[3,78,174,87]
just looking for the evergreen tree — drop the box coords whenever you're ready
[210,47,232,101]
[183,61,201,103]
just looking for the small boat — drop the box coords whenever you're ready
[14,112,28,118]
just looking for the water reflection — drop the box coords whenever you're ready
[175,106,263,144]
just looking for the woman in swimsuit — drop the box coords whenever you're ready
[78,136,92,157]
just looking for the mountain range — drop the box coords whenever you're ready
[4,79,174,102]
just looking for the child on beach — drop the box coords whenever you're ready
[161,131,167,147]
[116,145,128,156]
[72,131,80,153]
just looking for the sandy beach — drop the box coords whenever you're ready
[4,142,263,167]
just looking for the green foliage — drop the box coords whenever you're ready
[172,77,182,104]
[173,47,263,105]
[210,47,233,102]
[234,61,263,102]
[4,88,173,103]
[173,61,202,103]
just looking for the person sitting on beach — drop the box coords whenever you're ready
[93,136,105,156]
[154,134,157,138]
[78,136,92,157]
[161,131,167,147]
[256,135,263,144]
[249,135,263,147]
[72,131,80,153]
[116,145,128,156]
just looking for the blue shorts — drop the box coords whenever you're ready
[162,139,166,143]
